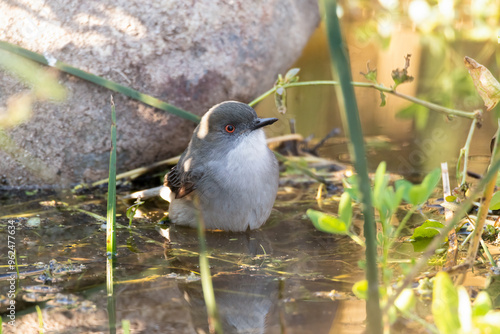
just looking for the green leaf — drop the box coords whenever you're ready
[489,191,500,210]
[394,179,412,202]
[338,192,352,229]
[417,168,442,202]
[474,312,500,333]
[408,185,427,206]
[342,174,360,202]
[352,279,386,301]
[395,289,416,313]
[472,291,492,317]
[25,189,39,196]
[363,70,377,83]
[411,238,433,252]
[384,185,405,216]
[485,275,500,308]
[360,62,378,84]
[474,313,500,332]
[373,161,387,201]
[411,220,444,239]
[126,201,144,219]
[306,209,348,235]
[396,168,441,206]
[284,68,300,83]
[457,286,472,332]
[391,54,414,89]
[432,272,461,334]
[445,195,457,202]
[387,304,398,325]
[373,161,400,219]
[379,91,386,107]
[352,280,368,300]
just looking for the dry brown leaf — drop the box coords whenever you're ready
[464,56,500,111]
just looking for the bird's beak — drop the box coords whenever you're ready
[252,117,278,130]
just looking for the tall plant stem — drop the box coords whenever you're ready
[465,119,500,267]
[106,97,118,334]
[249,81,477,120]
[106,97,117,258]
[387,206,418,250]
[458,118,478,186]
[106,257,117,334]
[195,197,223,334]
[322,1,382,333]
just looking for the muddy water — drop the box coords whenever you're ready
[0,185,366,334]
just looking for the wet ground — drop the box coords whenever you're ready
[0,179,368,334]
[0,134,496,333]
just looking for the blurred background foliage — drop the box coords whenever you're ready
[258,0,500,177]
[344,0,500,111]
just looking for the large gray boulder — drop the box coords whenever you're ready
[0,0,319,188]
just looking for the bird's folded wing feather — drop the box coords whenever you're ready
[164,164,200,199]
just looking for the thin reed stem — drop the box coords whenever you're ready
[322,1,382,332]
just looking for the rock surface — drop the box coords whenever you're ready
[0,0,319,188]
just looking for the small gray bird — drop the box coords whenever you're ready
[164,101,279,232]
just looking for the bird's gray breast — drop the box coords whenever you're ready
[198,130,279,231]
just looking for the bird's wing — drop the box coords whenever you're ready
[164,164,201,199]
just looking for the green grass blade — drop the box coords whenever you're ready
[0,41,200,123]
[107,97,117,257]
[35,305,43,334]
[122,319,130,334]
[107,257,117,334]
[106,97,118,334]
[195,198,223,334]
[322,0,382,332]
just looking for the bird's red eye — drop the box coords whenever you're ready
[225,124,235,133]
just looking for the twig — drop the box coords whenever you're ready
[323,0,382,331]
[194,196,223,334]
[464,118,500,268]
[249,80,477,120]
[457,118,479,186]
[480,239,496,267]
[387,206,417,250]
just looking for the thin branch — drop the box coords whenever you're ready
[249,80,477,120]
[458,118,479,186]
